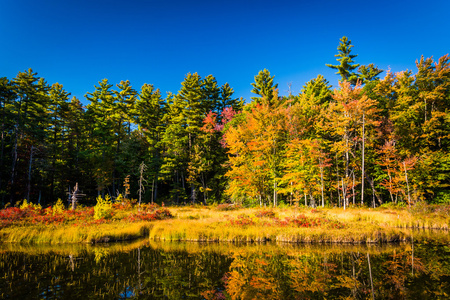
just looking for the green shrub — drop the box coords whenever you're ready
[379,202,406,209]
[433,192,450,204]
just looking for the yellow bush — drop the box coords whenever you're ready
[20,199,42,210]
[94,195,113,220]
[52,198,65,215]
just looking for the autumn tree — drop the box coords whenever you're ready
[326,81,381,207]
[225,91,286,206]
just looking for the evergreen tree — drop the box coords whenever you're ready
[136,83,166,203]
[250,69,279,105]
[47,83,71,200]
[85,79,116,196]
[217,83,244,118]
[326,36,360,85]
[358,63,383,84]
[300,75,333,105]
[0,77,15,204]
[10,69,50,202]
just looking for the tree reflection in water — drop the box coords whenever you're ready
[1,240,449,299]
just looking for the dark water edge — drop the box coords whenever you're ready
[1,239,450,299]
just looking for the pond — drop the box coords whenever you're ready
[1,239,450,299]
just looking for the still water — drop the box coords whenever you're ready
[1,239,449,299]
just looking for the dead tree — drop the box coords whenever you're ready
[67,183,85,210]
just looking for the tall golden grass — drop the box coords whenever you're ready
[1,204,449,244]
[146,205,450,244]
[1,221,153,244]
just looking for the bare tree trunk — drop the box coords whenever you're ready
[361,113,365,205]
[181,172,185,190]
[290,181,293,206]
[309,193,315,208]
[10,125,18,202]
[344,127,350,207]
[26,145,34,201]
[352,169,356,205]
[320,165,325,207]
[191,184,196,204]
[138,162,147,206]
[201,173,207,205]
[424,98,427,122]
[388,171,395,203]
[363,171,383,205]
[72,182,79,210]
[403,161,411,208]
[342,178,346,210]
[336,156,340,208]
[273,180,277,207]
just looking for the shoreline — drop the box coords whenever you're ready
[1,205,449,245]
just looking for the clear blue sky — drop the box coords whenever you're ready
[1,0,449,104]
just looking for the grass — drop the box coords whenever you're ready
[0,237,149,256]
[150,208,446,244]
[0,221,153,244]
[1,201,449,244]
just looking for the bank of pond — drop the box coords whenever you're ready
[1,203,449,298]
[1,239,450,299]
[1,203,450,245]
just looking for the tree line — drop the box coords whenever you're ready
[1,36,449,207]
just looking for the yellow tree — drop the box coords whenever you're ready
[327,81,380,207]
[225,92,286,206]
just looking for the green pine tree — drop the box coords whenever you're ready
[326,36,360,85]
[250,69,279,105]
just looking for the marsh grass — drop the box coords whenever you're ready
[149,205,450,244]
[0,237,149,256]
[1,203,449,244]
[1,221,153,244]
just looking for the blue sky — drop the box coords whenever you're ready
[1,0,449,104]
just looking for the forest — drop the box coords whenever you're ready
[0,36,449,208]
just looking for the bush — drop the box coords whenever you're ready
[433,191,450,204]
[379,202,406,209]
[127,208,173,222]
[215,203,242,211]
[20,199,42,210]
[254,210,276,218]
[94,195,113,220]
[52,198,65,215]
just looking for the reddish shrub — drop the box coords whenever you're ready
[216,203,242,211]
[255,210,276,218]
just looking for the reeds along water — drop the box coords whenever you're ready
[2,204,449,244]
[1,241,449,299]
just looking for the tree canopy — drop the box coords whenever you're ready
[1,38,449,208]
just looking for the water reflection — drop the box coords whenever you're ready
[1,240,449,299]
